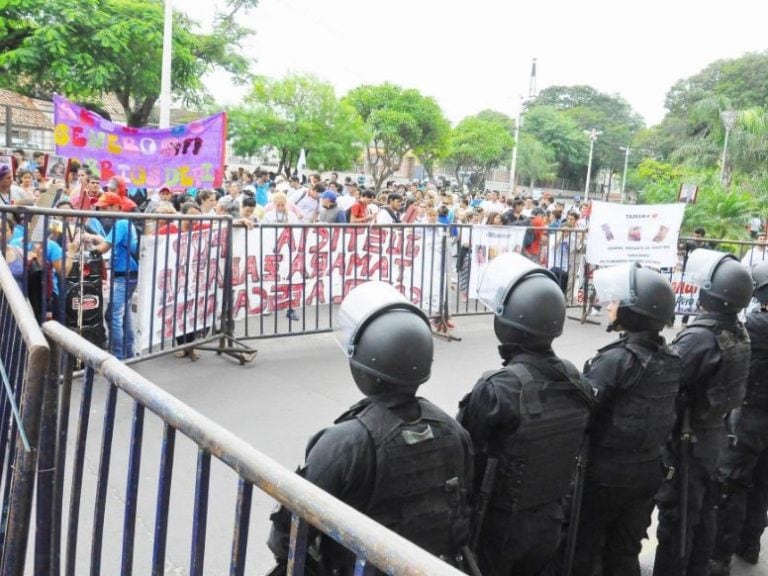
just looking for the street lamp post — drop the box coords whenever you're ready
[159,0,173,129]
[584,128,601,200]
[619,145,630,203]
[719,110,738,186]
[509,96,523,195]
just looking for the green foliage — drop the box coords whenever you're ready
[228,73,365,176]
[516,133,556,187]
[633,161,754,239]
[446,113,515,190]
[475,109,515,136]
[0,0,254,126]
[528,85,644,186]
[665,52,768,117]
[522,106,589,184]
[344,83,450,191]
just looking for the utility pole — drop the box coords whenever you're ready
[584,129,601,200]
[619,145,630,203]
[509,97,522,195]
[159,0,173,128]
[510,58,538,195]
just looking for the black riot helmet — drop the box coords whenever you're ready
[752,261,768,305]
[477,253,565,347]
[336,282,433,397]
[686,249,753,312]
[593,263,675,332]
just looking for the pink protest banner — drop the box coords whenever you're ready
[53,94,226,189]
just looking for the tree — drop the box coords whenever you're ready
[521,106,589,187]
[344,83,450,191]
[476,109,516,136]
[516,133,557,188]
[0,0,256,126]
[445,114,515,191]
[529,85,644,191]
[665,52,768,118]
[228,74,365,177]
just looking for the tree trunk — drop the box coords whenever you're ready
[126,96,160,127]
[277,147,287,176]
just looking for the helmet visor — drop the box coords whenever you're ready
[335,281,422,357]
[685,248,731,289]
[592,263,636,306]
[477,253,547,315]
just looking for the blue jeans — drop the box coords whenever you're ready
[109,275,137,360]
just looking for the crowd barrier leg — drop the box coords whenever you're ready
[190,218,257,365]
[430,233,460,342]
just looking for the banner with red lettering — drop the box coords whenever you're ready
[53,94,226,188]
[227,225,441,319]
[136,225,441,350]
[671,272,700,315]
[136,226,227,351]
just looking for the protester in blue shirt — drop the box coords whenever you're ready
[6,201,69,318]
[254,171,271,207]
[82,192,139,360]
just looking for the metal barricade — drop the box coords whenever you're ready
[449,224,588,317]
[0,205,257,364]
[230,223,448,339]
[0,255,50,575]
[35,321,465,576]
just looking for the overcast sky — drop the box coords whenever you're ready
[182,0,768,127]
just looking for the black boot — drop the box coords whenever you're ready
[708,558,731,576]
[735,542,760,565]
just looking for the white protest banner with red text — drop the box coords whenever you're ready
[228,225,441,319]
[136,224,440,350]
[671,272,700,315]
[136,227,226,351]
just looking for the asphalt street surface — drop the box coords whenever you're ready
[48,311,768,575]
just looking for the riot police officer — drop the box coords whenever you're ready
[652,249,752,576]
[571,263,682,576]
[458,253,593,576]
[710,260,768,575]
[267,281,473,575]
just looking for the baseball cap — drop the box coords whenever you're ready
[0,165,10,177]
[321,190,338,202]
[158,186,172,195]
[95,192,123,207]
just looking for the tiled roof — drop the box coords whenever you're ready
[0,89,51,129]
[0,89,129,127]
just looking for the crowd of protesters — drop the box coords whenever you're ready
[0,150,599,361]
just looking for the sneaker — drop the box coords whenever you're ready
[736,543,760,565]
[589,308,602,317]
[286,308,300,322]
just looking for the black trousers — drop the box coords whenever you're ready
[714,407,768,561]
[477,502,563,576]
[653,458,718,576]
[571,482,657,576]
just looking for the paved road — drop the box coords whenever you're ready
[52,312,767,575]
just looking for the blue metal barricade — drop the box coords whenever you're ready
[35,321,465,576]
[0,255,50,575]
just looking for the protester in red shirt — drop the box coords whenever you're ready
[525,207,549,263]
[349,189,376,223]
